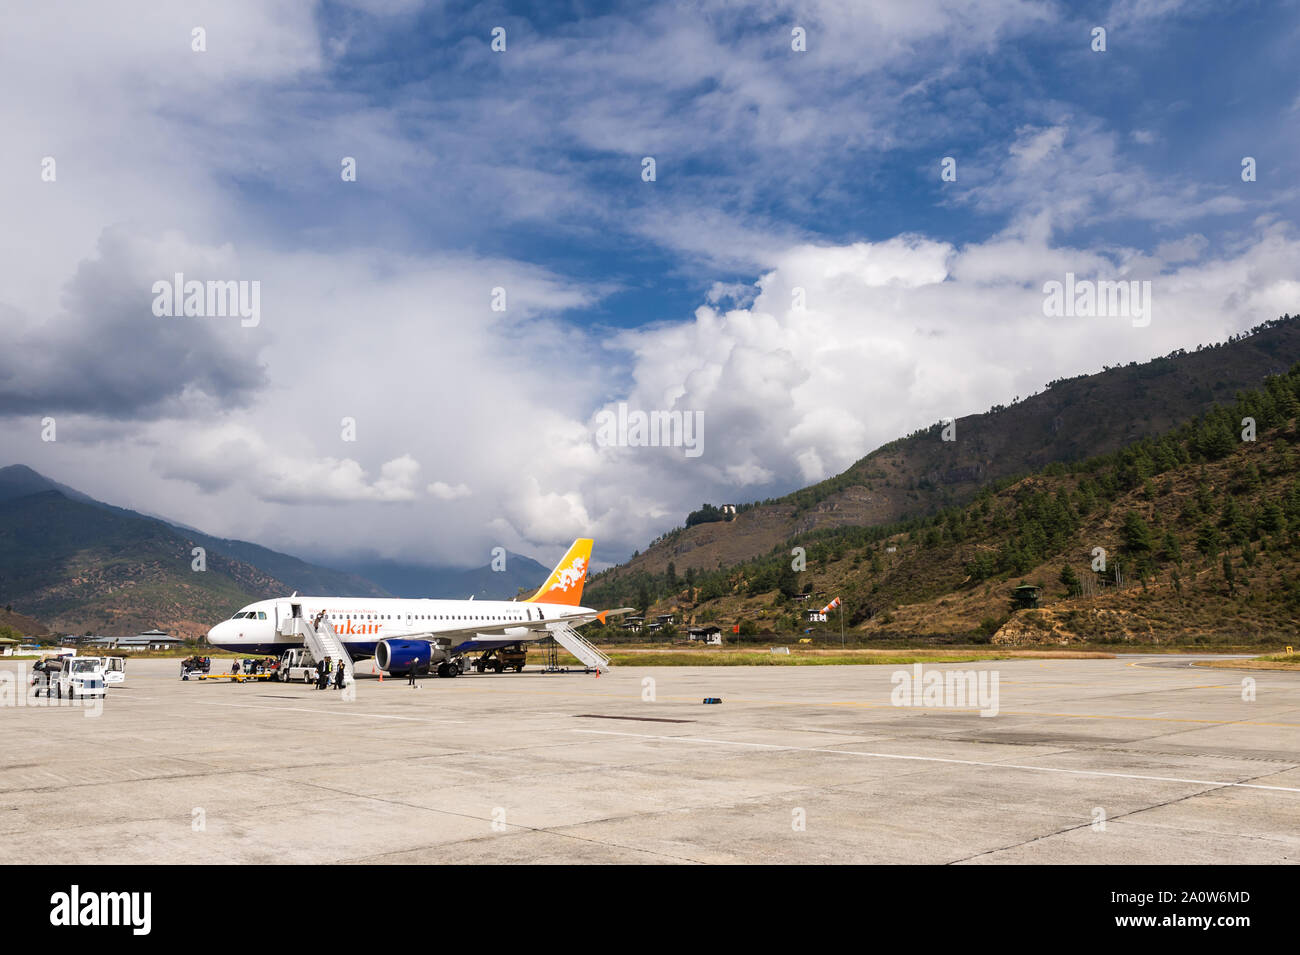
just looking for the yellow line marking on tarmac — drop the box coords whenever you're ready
[574,729,1300,794]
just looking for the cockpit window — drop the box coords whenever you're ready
[257,612,267,620]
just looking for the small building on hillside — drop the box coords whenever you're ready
[687,625,723,645]
[1010,585,1041,610]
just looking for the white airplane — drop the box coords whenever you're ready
[205,539,621,674]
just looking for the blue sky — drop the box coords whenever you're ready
[1,0,1298,569]
[285,0,1300,298]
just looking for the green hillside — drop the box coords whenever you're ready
[0,462,403,637]
[0,491,287,638]
[593,315,1300,583]
[586,358,1300,646]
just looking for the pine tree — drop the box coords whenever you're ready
[1059,564,1079,596]
[1122,511,1154,554]
[1219,498,1250,545]
[777,563,800,599]
[1160,529,1181,564]
[1197,523,1222,558]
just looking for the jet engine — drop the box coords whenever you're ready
[375,639,435,675]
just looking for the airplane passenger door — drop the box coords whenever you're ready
[274,600,294,636]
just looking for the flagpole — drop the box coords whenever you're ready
[840,600,845,648]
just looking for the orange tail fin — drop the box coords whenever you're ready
[524,539,593,606]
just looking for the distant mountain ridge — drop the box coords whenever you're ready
[0,465,542,637]
[0,487,292,639]
[335,553,551,600]
[0,464,389,599]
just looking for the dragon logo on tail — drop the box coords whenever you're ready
[554,556,587,592]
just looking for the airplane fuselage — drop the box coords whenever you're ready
[206,596,593,659]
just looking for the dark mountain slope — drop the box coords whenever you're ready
[587,360,1300,645]
[0,491,286,638]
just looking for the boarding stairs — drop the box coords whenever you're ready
[546,621,611,670]
[294,616,354,685]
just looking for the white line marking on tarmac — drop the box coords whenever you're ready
[195,701,466,724]
[574,729,1300,795]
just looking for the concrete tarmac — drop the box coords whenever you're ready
[2,655,1297,864]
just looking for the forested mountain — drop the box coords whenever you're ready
[590,316,1300,587]
[586,333,1300,645]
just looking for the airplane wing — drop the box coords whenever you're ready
[400,607,635,642]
